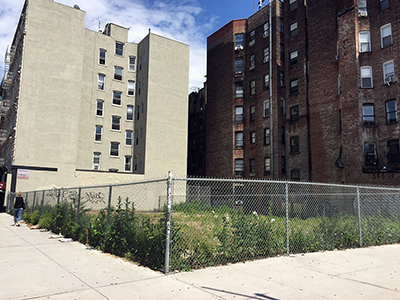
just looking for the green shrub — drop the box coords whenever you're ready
[31,210,41,225]
[38,212,53,230]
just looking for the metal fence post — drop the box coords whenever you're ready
[25,193,28,210]
[165,171,173,274]
[105,185,112,236]
[76,188,82,222]
[357,186,363,247]
[285,181,289,255]
[40,191,45,217]
[57,188,61,204]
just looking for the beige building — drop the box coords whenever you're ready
[0,0,189,192]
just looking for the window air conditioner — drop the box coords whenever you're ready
[235,45,243,51]
[263,32,268,38]
[358,9,368,17]
[335,55,340,61]
[385,75,395,84]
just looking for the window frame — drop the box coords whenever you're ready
[99,48,106,65]
[235,82,244,98]
[250,80,256,95]
[115,41,124,56]
[110,142,120,157]
[249,159,256,175]
[250,131,256,144]
[383,60,395,83]
[380,0,390,11]
[93,152,101,170]
[264,128,270,145]
[111,115,121,131]
[128,80,135,96]
[124,156,132,172]
[289,0,297,11]
[235,106,244,123]
[126,105,134,121]
[235,159,244,177]
[96,100,104,117]
[290,105,299,122]
[98,74,105,90]
[386,100,397,124]
[359,31,371,52]
[235,131,244,149]
[112,91,122,106]
[380,24,392,48]
[250,105,256,122]
[263,22,269,38]
[235,33,244,48]
[264,157,271,175]
[289,49,298,66]
[291,169,300,181]
[235,59,244,74]
[290,21,298,38]
[94,125,103,142]
[250,54,255,69]
[361,66,373,88]
[263,100,270,117]
[263,47,269,63]
[125,130,133,146]
[364,142,378,166]
[387,139,400,164]
[290,78,299,94]
[129,56,136,71]
[114,66,123,81]
[264,74,270,89]
[290,136,300,154]
[362,103,375,126]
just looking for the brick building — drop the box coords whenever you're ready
[203,0,400,186]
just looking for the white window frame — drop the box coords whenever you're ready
[250,80,256,95]
[264,74,270,89]
[98,74,105,90]
[127,105,134,121]
[128,80,135,96]
[115,41,124,56]
[235,33,244,48]
[235,82,244,98]
[264,128,270,145]
[114,66,123,81]
[95,125,103,142]
[124,156,132,172]
[99,49,106,65]
[263,22,269,38]
[290,49,298,66]
[96,100,104,117]
[361,66,373,88]
[263,100,270,117]
[250,54,255,69]
[263,47,269,63]
[112,91,122,106]
[129,56,136,71]
[290,21,298,38]
[383,60,395,83]
[125,130,133,146]
[359,31,371,52]
[110,142,120,157]
[386,100,398,124]
[380,24,392,48]
[93,152,101,170]
[111,116,121,131]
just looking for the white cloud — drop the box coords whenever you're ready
[0,0,215,90]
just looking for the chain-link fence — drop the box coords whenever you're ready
[6,175,400,273]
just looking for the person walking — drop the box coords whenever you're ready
[14,191,25,227]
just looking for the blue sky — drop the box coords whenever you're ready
[0,0,266,90]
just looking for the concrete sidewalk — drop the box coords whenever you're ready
[1,213,399,300]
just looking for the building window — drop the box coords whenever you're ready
[129,56,136,71]
[235,82,244,98]
[235,131,243,149]
[264,74,270,89]
[290,105,299,122]
[114,66,123,81]
[95,125,102,142]
[250,131,256,144]
[264,157,271,175]
[289,0,297,11]
[128,81,135,95]
[263,47,269,63]
[115,41,124,56]
[250,105,256,122]
[364,142,378,166]
[110,142,120,157]
[380,0,390,11]
[387,139,400,164]
[386,100,397,124]
[126,130,133,146]
[250,159,256,175]
[263,22,269,38]
[281,126,286,144]
[235,106,243,123]
[290,78,299,94]
[290,21,298,38]
[281,98,286,115]
[249,30,256,45]
[93,152,101,170]
[363,104,375,126]
[235,33,244,48]
[279,18,284,34]
[96,100,104,116]
[359,31,371,52]
[113,91,122,106]
[380,24,392,48]
[280,72,284,87]
[281,156,286,174]
[111,116,121,130]
[136,104,140,120]
[235,59,244,74]
[99,49,106,65]
[250,80,256,95]
[361,66,373,88]
[127,105,134,121]
[263,100,270,117]
[383,61,395,83]
[138,57,142,70]
[358,0,368,16]
[135,130,138,145]
[250,54,255,69]
[280,44,285,61]
[124,156,132,172]
[289,50,298,66]
[291,169,300,181]
[138,81,141,95]
[264,128,270,145]
[235,159,244,177]
[98,74,105,90]
[290,136,300,154]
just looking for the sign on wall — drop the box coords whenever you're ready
[17,169,29,180]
